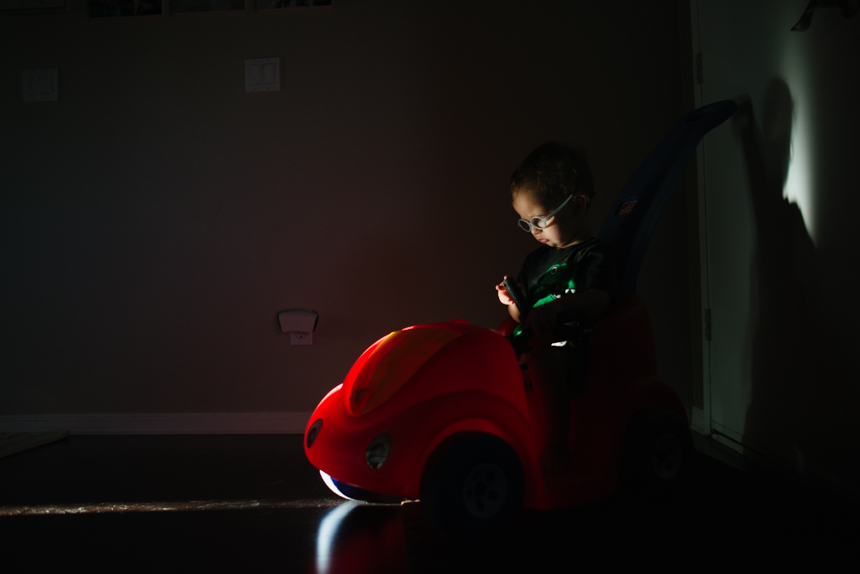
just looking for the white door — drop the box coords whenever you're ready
[692,0,860,488]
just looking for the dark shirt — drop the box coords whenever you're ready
[515,237,619,331]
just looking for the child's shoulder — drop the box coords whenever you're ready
[523,237,605,265]
[567,238,617,273]
[568,236,612,257]
[560,236,609,260]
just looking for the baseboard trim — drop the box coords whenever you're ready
[710,420,859,504]
[690,406,710,435]
[0,413,313,435]
[710,420,791,476]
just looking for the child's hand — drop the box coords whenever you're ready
[496,276,517,306]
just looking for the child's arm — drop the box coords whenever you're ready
[524,289,610,338]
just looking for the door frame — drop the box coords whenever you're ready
[688,0,712,437]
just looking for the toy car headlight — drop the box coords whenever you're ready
[306,418,323,448]
[345,327,462,416]
[366,433,391,469]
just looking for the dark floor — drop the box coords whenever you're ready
[0,433,856,573]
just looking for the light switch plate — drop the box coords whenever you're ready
[245,58,280,93]
[23,69,57,102]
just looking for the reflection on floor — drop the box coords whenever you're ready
[0,434,854,572]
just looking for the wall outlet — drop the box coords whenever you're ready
[291,331,313,345]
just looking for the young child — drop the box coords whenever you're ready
[495,141,618,476]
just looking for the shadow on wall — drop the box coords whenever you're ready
[735,79,856,493]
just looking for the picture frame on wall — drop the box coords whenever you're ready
[83,0,332,17]
[260,0,331,9]
[89,0,162,17]
[0,0,68,11]
[170,0,244,14]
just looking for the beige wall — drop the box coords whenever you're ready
[1,0,694,416]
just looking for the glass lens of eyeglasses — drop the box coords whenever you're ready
[532,216,550,229]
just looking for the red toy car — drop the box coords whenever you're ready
[304,101,737,539]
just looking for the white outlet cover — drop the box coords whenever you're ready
[291,331,313,345]
[245,58,280,93]
[23,69,57,102]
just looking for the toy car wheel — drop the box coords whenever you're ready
[620,409,694,496]
[420,432,525,540]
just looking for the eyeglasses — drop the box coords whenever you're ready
[517,194,573,232]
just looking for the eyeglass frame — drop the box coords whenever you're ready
[517,193,586,232]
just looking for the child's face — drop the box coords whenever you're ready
[512,188,587,248]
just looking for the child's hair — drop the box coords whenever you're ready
[510,141,594,206]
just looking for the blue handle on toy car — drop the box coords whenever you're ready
[597,100,737,293]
